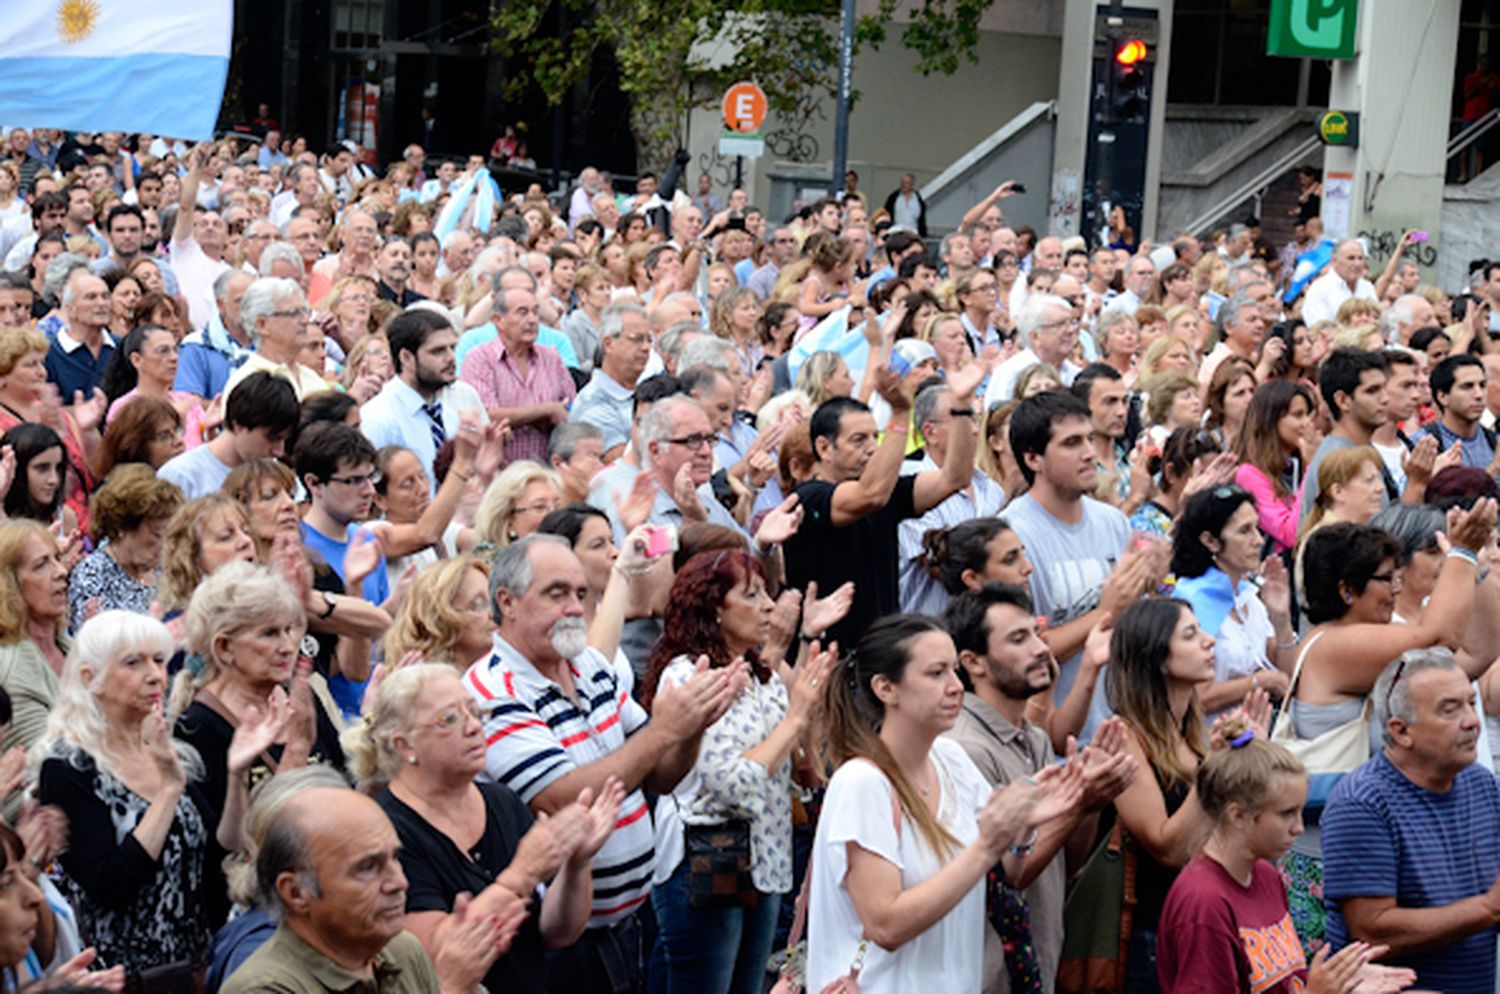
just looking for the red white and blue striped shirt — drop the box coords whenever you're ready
[465,633,655,927]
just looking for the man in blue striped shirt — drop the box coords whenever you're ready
[1322,648,1500,993]
[466,535,744,994]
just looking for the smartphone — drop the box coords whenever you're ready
[1011,183,1027,194]
[1409,230,1429,243]
[643,525,677,559]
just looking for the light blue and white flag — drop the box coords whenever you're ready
[431,169,502,241]
[786,306,872,383]
[1284,237,1335,304]
[0,0,232,139]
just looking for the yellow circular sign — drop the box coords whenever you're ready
[1319,111,1351,144]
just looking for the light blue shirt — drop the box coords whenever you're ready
[158,444,233,500]
[569,369,634,450]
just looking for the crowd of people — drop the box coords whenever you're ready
[0,122,1499,994]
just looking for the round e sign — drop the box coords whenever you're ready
[722,82,768,134]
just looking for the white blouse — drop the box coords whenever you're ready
[807,738,990,994]
[652,655,794,893]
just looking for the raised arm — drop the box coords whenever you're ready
[173,145,206,245]
[829,367,912,526]
[959,181,1019,232]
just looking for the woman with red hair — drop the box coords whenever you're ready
[642,549,848,994]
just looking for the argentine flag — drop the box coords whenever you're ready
[786,306,871,383]
[0,0,232,139]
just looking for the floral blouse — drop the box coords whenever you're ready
[653,655,794,893]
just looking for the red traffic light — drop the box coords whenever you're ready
[1116,39,1148,64]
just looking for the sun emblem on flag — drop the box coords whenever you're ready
[57,0,100,43]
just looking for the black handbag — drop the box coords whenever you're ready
[683,820,759,909]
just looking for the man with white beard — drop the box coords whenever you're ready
[465,534,747,994]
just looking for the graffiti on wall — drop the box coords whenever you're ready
[1357,229,1438,269]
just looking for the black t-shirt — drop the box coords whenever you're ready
[783,474,918,649]
[376,783,548,993]
[171,694,346,926]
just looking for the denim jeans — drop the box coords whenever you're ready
[1123,929,1161,994]
[651,859,783,994]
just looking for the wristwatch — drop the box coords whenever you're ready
[317,591,337,620]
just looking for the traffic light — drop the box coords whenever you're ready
[1112,37,1151,123]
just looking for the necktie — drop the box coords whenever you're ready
[422,400,446,453]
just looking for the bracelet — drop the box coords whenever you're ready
[948,407,976,418]
[1448,547,1479,566]
[450,469,472,482]
[1009,828,1039,857]
[800,631,824,644]
[613,561,653,578]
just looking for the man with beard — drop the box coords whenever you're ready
[945,582,1136,994]
[362,309,488,488]
[467,534,746,994]
[89,204,145,279]
[375,237,424,306]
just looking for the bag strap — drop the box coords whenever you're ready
[1272,629,1327,731]
[779,763,909,968]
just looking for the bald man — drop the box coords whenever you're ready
[1303,238,1377,326]
[221,787,500,994]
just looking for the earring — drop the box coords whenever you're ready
[1344,594,1353,604]
[406,755,417,766]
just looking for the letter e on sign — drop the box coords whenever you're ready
[722,82,768,134]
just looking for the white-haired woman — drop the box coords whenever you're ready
[346,663,623,993]
[34,611,283,974]
[170,562,347,921]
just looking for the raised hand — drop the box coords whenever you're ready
[1023,756,1085,827]
[474,419,510,479]
[0,745,26,800]
[946,351,994,402]
[512,805,590,884]
[872,365,912,414]
[433,893,513,994]
[653,655,738,740]
[1081,612,1113,680]
[1258,555,1292,620]
[38,948,126,992]
[754,494,804,548]
[1449,496,1497,552]
[802,579,855,637]
[70,389,107,434]
[343,527,385,589]
[672,463,707,522]
[614,472,659,535]
[574,777,627,861]
[786,640,838,721]
[227,688,292,775]
[0,445,15,500]
[142,710,184,788]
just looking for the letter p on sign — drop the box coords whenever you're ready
[722,82,768,134]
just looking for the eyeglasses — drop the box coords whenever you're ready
[327,472,377,488]
[1366,571,1395,585]
[423,702,483,732]
[1383,656,1408,721]
[1036,318,1076,333]
[969,282,998,293]
[271,307,312,320]
[665,433,716,449]
[515,500,562,516]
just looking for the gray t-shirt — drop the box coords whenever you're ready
[158,445,232,500]
[1003,492,1130,743]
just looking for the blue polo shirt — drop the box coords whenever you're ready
[44,327,116,400]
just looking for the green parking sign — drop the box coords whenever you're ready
[1267,0,1358,60]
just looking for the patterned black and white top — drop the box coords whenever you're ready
[38,748,215,972]
[651,655,795,894]
[65,548,156,633]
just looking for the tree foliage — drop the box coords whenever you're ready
[491,0,991,173]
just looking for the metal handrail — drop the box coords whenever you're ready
[1179,134,1322,237]
[1448,109,1500,160]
